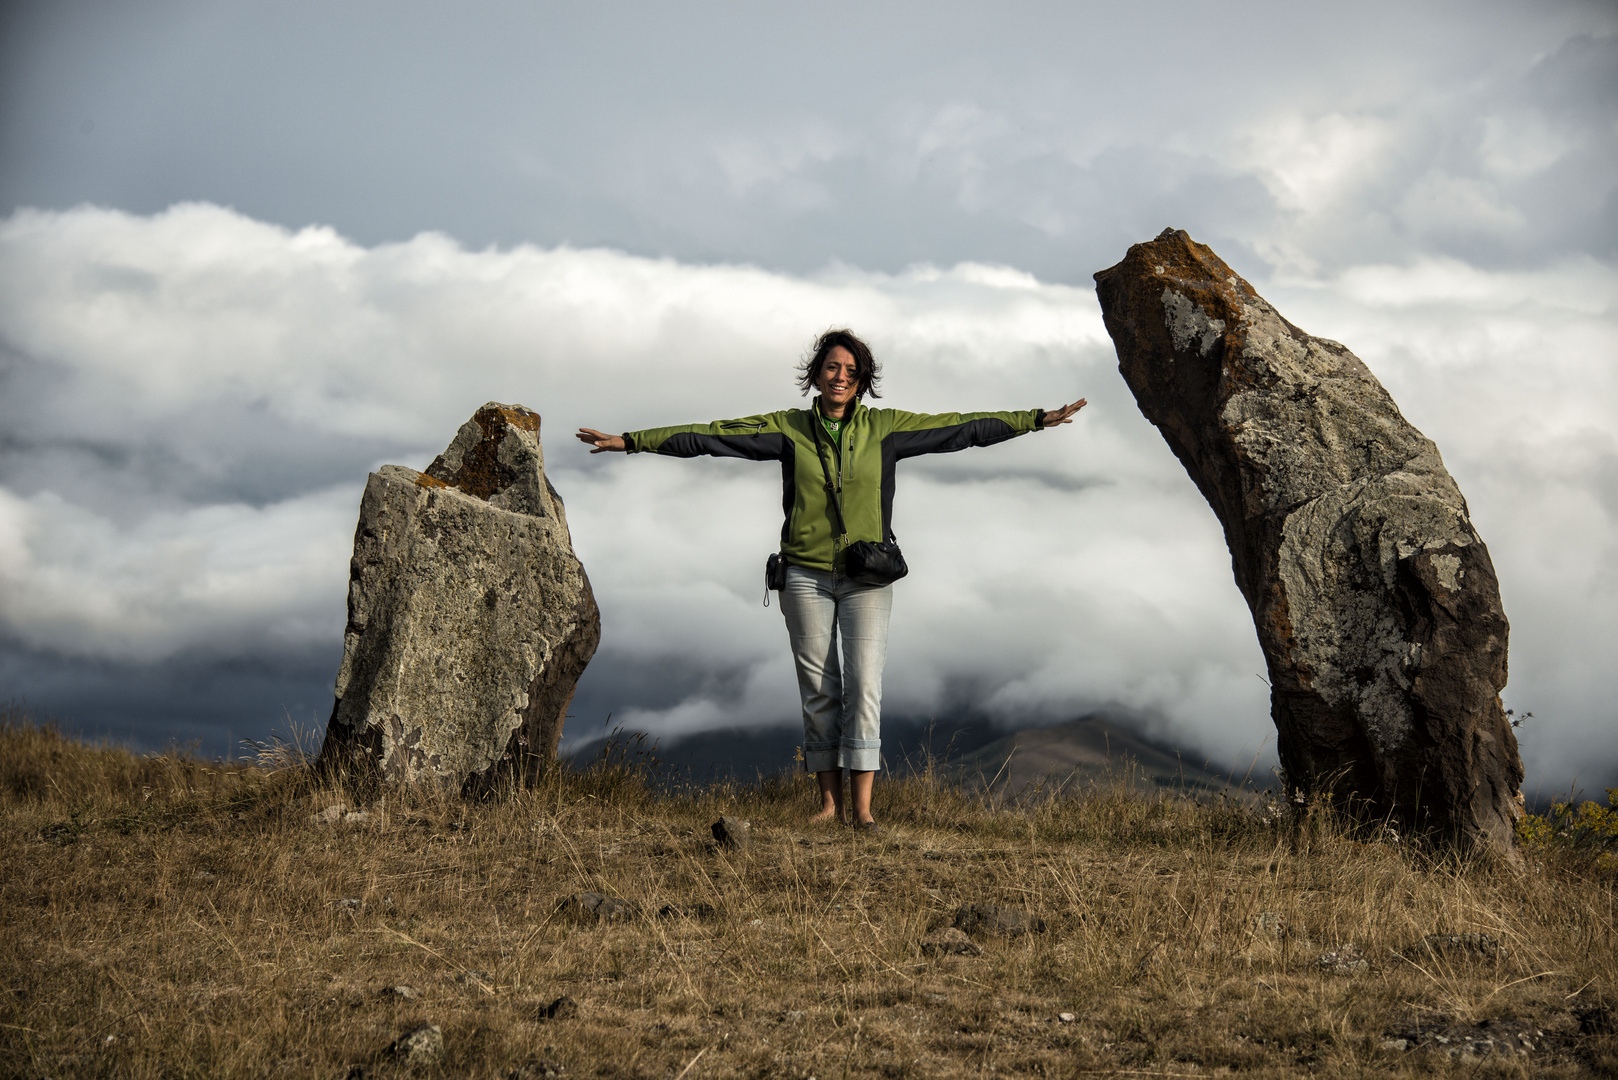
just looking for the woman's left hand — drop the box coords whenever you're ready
[1042,398,1087,427]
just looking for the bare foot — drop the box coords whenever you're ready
[808,807,842,824]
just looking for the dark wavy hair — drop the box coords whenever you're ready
[797,328,882,399]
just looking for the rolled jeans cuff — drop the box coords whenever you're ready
[804,740,839,774]
[840,743,881,772]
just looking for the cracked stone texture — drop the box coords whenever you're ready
[1094,229,1522,860]
[317,403,600,789]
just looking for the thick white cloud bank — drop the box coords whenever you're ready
[1,202,1614,790]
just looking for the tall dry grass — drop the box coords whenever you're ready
[1,702,1613,1078]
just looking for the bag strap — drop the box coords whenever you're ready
[808,407,897,546]
[808,408,850,543]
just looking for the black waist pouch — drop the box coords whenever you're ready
[844,539,908,587]
[766,552,787,591]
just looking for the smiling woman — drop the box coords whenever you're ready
[577,328,1085,828]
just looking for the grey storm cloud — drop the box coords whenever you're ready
[0,2,1613,793]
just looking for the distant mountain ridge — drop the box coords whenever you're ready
[943,714,1258,798]
[566,712,1264,798]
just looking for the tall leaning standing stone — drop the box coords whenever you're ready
[1094,229,1523,859]
[317,403,600,789]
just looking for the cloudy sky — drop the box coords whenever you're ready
[1,1,1613,795]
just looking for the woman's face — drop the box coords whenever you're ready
[816,346,860,410]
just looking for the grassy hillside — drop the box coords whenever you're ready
[2,705,1614,1078]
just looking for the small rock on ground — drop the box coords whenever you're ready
[557,891,637,921]
[1413,932,1504,960]
[712,816,751,851]
[1253,911,1288,938]
[953,902,1045,937]
[920,927,983,957]
[539,995,579,1021]
[1315,946,1369,974]
[387,1024,443,1063]
[379,985,419,1001]
[1574,1003,1614,1036]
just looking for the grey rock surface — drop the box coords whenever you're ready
[1094,229,1523,860]
[317,403,600,789]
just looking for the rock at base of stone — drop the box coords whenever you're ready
[1093,229,1523,861]
[953,902,1045,937]
[316,403,600,792]
[712,816,752,851]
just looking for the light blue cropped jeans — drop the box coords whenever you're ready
[779,565,894,773]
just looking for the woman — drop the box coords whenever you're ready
[577,329,1085,828]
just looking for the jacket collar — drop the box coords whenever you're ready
[813,396,863,424]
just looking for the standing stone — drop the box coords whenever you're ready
[317,403,600,789]
[1093,230,1523,859]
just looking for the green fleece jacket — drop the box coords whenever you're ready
[624,399,1045,573]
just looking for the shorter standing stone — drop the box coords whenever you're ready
[318,402,600,790]
[954,902,1046,937]
[712,817,752,851]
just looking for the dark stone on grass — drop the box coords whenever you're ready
[953,902,1045,937]
[557,891,636,921]
[318,402,600,789]
[920,927,983,957]
[379,984,419,1001]
[539,995,578,1021]
[712,816,751,850]
[386,1023,443,1063]
[1094,230,1523,861]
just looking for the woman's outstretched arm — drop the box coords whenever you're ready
[576,428,625,453]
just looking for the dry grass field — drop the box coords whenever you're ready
[2,705,1614,1079]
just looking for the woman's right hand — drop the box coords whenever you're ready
[576,428,626,453]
